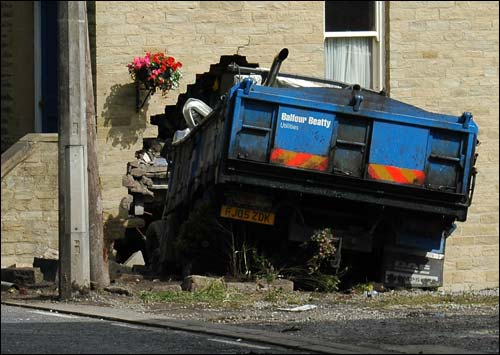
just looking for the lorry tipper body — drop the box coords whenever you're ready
[154,50,479,288]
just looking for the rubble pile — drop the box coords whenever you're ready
[114,139,169,266]
[121,139,168,225]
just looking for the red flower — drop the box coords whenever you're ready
[173,62,182,71]
[128,51,182,96]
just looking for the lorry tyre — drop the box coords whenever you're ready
[145,219,165,273]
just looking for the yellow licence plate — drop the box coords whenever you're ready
[220,205,275,225]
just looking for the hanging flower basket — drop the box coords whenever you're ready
[127,51,183,96]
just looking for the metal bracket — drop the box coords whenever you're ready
[352,94,363,112]
[350,85,363,112]
[461,112,472,129]
[241,77,254,95]
[136,84,154,113]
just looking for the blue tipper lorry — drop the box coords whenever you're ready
[151,49,479,288]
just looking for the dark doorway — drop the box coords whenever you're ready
[40,1,58,133]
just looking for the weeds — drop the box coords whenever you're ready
[304,228,340,273]
[250,249,280,283]
[273,228,345,292]
[227,228,254,281]
[351,282,375,294]
[175,207,347,293]
[282,266,346,292]
[263,288,284,302]
[139,279,230,304]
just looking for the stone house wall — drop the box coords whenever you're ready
[388,1,499,291]
[0,1,497,290]
[93,1,326,239]
[1,134,59,267]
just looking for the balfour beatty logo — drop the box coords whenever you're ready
[281,112,331,129]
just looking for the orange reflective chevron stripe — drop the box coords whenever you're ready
[368,163,425,185]
[270,148,329,172]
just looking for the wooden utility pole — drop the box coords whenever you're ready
[84,2,110,288]
[58,1,90,299]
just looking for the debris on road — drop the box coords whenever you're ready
[278,305,317,312]
[1,281,18,292]
[104,286,131,296]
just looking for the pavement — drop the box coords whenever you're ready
[1,299,482,354]
[1,299,389,354]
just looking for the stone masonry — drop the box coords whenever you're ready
[1,134,59,268]
[388,1,499,291]
[0,1,497,290]
[94,1,325,240]
[93,1,498,290]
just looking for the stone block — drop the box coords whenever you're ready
[148,283,182,293]
[1,267,43,285]
[226,282,258,293]
[480,213,499,224]
[104,285,131,296]
[391,9,417,21]
[122,217,145,229]
[449,236,475,246]
[34,190,57,199]
[126,12,164,25]
[464,270,486,283]
[415,8,440,20]
[256,278,294,293]
[0,257,17,269]
[109,260,133,281]
[181,275,223,292]
[486,270,499,282]
[455,260,473,270]
[19,211,43,220]
[33,267,45,284]
[15,242,36,255]
[482,246,499,257]
[13,190,34,200]
[130,168,146,177]
[103,24,141,35]
[123,251,145,268]
[126,35,145,46]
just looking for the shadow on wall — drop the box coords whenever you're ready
[103,196,131,242]
[103,199,150,273]
[103,199,131,263]
[101,83,150,149]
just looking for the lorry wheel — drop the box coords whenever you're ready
[145,220,165,272]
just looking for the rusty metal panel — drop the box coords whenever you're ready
[230,99,274,162]
[425,130,463,192]
[333,146,365,177]
[332,116,369,178]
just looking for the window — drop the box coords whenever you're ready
[324,1,384,91]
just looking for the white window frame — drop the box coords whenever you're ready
[324,1,385,92]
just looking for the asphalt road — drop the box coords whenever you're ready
[1,305,309,354]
